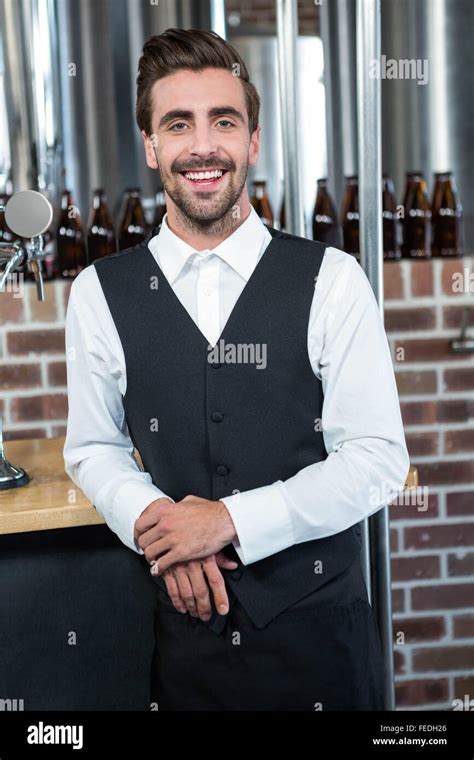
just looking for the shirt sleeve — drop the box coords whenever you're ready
[221,250,410,566]
[63,266,174,554]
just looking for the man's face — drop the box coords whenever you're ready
[143,68,260,225]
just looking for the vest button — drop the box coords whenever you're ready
[211,412,224,423]
[229,568,242,581]
[216,465,229,476]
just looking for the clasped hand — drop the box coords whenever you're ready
[134,495,239,621]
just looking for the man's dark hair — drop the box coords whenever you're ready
[136,28,260,137]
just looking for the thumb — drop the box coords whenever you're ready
[215,550,238,569]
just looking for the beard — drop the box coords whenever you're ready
[155,150,249,234]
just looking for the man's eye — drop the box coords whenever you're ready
[218,120,234,128]
[170,123,188,131]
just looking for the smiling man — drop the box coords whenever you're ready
[64,28,409,711]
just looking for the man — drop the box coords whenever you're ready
[64,28,409,711]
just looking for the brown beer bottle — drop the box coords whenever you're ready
[56,190,87,279]
[118,188,148,249]
[87,189,116,264]
[312,178,340,247]
[250,180,273,227]
[431,171,463,257]
[153,190,166,228]
[382,174,401,260]
[341,176,360,261]
[401,172,431,258]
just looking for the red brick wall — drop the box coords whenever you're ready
[386,256,474,709]
[1,255,473,710]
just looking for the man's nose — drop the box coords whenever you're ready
[187,124,220,157]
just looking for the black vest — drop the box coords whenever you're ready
[93,225,363,628]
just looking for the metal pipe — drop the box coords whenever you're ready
[210,0,226,39]
[356,0,395,711]
[275,0,305,237]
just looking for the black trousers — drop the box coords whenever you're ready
[149,557,385,711]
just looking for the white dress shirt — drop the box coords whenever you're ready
[63,205,410,565]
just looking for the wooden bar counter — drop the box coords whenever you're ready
[0,437,158,711]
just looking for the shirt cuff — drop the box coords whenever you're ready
[98,480,175,555]
[220,482,294,565]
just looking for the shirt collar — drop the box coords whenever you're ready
[148,205,270,284]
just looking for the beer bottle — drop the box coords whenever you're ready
[153,190,166,228]
[250,180,273,227]
[341,176,360,261]
[401,172,431,259]
[87,189,116,264]
[382,174,401,260]
[56,190,88,278]
[312,178,340,247]
[431,171,463,257]
[118,187,148,249]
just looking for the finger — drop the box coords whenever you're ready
[135,497,171,534]
[187,564,212,621]
[202,558,230,615]
[215,551,239,570]
[163,571,187,614]
[144,538,174,566]
[174,568,199,617]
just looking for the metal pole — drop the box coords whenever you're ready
[209,0,226,39]
[356,0,395,711]
[275,0,305,237]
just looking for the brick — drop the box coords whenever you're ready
[416,459,474,486]
[401,399,474,425]
[444,367,474,392]
[441,259,470,295]
[453,676,474,700]
[0,288,25,324]
[3,427,47,441]
[10,394,68,422]
[447,492,474,517]
[391,555,440,581]
[405,431,439,457]
[443,304,474,330]
[48,361,67,387]
[448,552,474,576]
[7,329,65,355]
[395,370,437,395]
[393,616,445,642]
[390,527,398,552]
[390,491,438,520]
[413,646,474,671]
[395,679,448,707]
[453,615,474,638]
[393,648,406,675]
[383,261,404,300]
[392,588,405,613]
[0,363,41,389]
[394,337,472,363]
[412,583,474,610]
[445,429,474,453]
[410,260,434,297]
[385,307,435,332]
[28,281,58,322]
[406,523,474,550]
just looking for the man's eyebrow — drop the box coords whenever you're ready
[158,106,245,129]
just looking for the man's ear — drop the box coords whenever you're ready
[142,130,159,170]
[248,125,261,168]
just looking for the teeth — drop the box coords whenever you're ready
[184,170,224,180]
